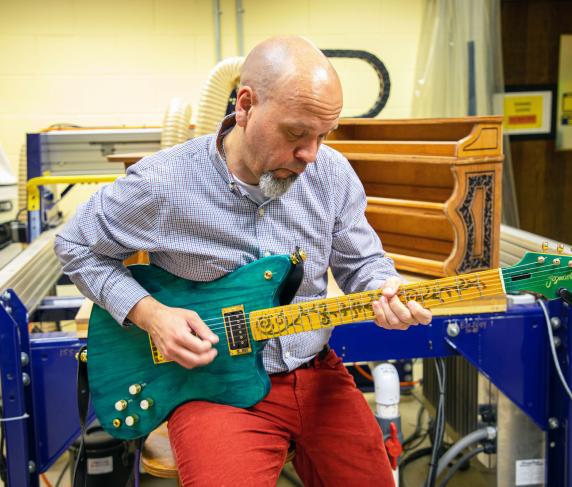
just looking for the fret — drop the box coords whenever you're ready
[277,308,292,336]
[287,304,301,334]
[249,269,506,341]
[348,297,356,322]
[334,296,344,327]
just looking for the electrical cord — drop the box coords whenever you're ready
[436,446,486,487]
[399,443,451,487]
[53,461,69,487]
[40,473,54,487]
[538,299,572,401]
[425,358,446,487]
[403,404,429,452]
[404,430,430,452]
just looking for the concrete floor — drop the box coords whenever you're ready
[2,387,495,487]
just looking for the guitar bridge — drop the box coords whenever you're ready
[222,305,252,356]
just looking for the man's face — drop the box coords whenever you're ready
[239,93,341,195]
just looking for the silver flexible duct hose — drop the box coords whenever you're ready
[436,426,496,477]
[195,57,244,137]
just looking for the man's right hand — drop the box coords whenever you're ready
[127,296,220,369]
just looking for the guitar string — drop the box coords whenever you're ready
[179,267,571,337]
[193,258,570,329]
[183,260,566,328]
[166,263,571,334]
[182,267,570,338]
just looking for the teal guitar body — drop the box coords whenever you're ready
[85,248,572,440]
[88,255,295,440]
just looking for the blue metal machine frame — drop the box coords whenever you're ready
[330,299,571,487]
[0,290,94,487]
[0,292,570,486]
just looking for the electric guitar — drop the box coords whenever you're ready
[87,250,572,440]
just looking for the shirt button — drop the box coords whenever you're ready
[258,207,265,217]
[263,251,271,257]
[284,351,291,358]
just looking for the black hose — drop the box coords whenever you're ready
[437,446,486,487]
[399,445,450,487]
[402,403,426,451]
[321,49,391,117]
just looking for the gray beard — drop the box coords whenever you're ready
[259,171,297,199]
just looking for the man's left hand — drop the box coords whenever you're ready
[373,276,432,330]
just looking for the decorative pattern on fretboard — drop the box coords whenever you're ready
[249,269,502,341]
[398,270,500,308]
[250,290,383,341]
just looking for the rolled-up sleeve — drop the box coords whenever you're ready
[54,161,159,324]
[329,159,400,294]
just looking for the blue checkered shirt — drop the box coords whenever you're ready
[54,115,398,373]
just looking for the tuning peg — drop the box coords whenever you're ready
[557,244,564,254]
[542,242,549,253]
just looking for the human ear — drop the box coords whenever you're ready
[235,86,254,127]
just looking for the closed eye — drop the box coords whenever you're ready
[288,130,305,138]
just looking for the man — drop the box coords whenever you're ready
[55,36,431,486]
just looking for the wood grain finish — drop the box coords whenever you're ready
[326,116,504,277]
[88,257,292,440]
[141,423,178,479]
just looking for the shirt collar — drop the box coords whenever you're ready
[208,113,237,185]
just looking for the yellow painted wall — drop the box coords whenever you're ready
[0,0,424,184]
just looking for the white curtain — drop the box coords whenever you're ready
[412,0,519,226]
[412,0,504,117]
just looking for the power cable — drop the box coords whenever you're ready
[538,299,572,401]
[425,358,446,487]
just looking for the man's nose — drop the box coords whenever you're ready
[294,140,319,164]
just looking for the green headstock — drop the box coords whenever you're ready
[502,251,572,299]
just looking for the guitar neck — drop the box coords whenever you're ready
[249,268,503,341]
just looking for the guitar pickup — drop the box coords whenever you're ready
[222,305,252,356]
[149,336,172,365]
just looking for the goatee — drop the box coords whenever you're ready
[259,171,297,198]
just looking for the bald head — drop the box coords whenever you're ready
[240,36,342,107]
[225,36,343,190]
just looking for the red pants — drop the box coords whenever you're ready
[168,349,395,486]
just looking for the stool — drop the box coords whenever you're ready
[141,423,180,485]
[141,422,295,484]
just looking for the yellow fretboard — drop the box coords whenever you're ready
[249,269,503,340]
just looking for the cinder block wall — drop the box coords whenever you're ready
[0,0,424,209]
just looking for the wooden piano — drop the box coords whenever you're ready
[326,116,504,279]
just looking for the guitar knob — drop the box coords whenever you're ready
[129,384,142,395]
[140,398,154,410]
[125,415,139,427]
[115,400,128,411]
